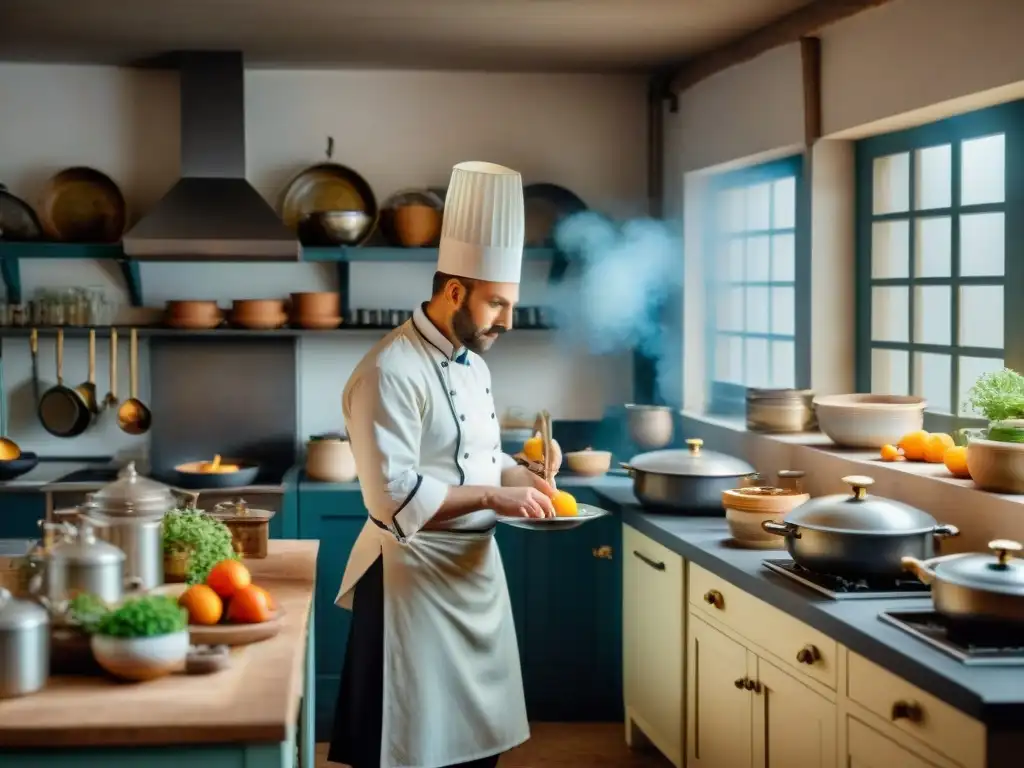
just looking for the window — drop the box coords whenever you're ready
[856,101,1024,428]
[705,156,809,414]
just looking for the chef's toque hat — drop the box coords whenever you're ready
[436,161,525,285]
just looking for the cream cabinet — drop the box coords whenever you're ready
[622,524,686,768]
[846,716,945,768]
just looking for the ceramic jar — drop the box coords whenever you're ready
[306,434,358,483]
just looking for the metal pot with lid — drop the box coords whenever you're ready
[761,475,959,577]
[81,461,194,519]
[0,587,49,699]
[28,519,127,608]
[903,540,1024,628]
[621,438,758,514]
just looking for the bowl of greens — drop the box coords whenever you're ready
[162,508,239,585]
[964,369,1024,492]
[90,595,189,681]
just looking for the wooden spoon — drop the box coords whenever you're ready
[74,329,101,416]
[103,328,118,409]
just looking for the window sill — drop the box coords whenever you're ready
[679,410,1024,550]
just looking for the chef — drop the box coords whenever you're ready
[328,161,564,768]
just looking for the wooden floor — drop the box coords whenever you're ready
[315,722,673,767]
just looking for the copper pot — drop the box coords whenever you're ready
[393,204,441,247]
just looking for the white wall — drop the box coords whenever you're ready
[0,65,647,456]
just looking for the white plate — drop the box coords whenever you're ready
[497,504,611,531]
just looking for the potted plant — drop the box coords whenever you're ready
[963,369,1024,492]
[162,508,239,584]
[90,595,189,681]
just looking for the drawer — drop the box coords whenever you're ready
[688,563,837,690]
[847,652,984,768]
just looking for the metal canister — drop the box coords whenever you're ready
[30,520,126,606]
[0,588,49,699]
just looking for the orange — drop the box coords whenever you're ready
[226,584,272,624]
[523,435,544,462]
[178,584,223,626]
[898,430,930,461]
[943,445,971,479]
[924,433,955,463]
[205,559,251,600]
[250,584,276,611]
[879,444,904,462]
[552,490,578,518]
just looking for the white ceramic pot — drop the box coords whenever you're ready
[624,404,674,449]
[722,486,810,549]
[305,436,358,483]
[812,394,926,448]
[91,630,189,681]
[966,437,1024,494]
[564,448,612,476]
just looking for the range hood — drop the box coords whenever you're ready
[122,51,299,260]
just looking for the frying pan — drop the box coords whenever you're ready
[38,329,92,438]
[38,167,126,243]
[171,458,261,490]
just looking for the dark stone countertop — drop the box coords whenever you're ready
[590,477,1024,729]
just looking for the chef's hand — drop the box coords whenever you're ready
[512,438,563,480]
[490,485,556,519]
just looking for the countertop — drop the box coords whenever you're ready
[0,539,318,748]
[589,478,1024,729]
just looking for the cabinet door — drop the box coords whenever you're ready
[754,658,836,768]
[687,613,752,768]
[847,716,943,768]
[494,523,529,664]
[624,524,685,766]
[521,493,622,721]
[0,492,45,538]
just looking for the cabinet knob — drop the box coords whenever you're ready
[796,644,821,665]
[742,678,762,693]
[703,589,724,610]
[592,545,614,560]
[734,677,746,689]
[891,700,923,723]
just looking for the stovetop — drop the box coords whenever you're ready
[762,559,931,600]
[879,609,1024,666]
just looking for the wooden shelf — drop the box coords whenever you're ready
[0,325,557,339]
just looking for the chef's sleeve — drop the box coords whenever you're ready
[500,453,518,471]
[347,368,449,541]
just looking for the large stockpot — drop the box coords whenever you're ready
[28,519,127,607]
[0,587,49,699]
[621,439,757,514]
[903,540,1024,629]
[760,475,959,578]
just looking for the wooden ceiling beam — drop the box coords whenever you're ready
[667,0,893,95]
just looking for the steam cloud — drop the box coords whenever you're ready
[545,211,683,405]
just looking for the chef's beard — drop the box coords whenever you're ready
[453,304,506,355]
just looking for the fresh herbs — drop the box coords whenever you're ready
[162,508,238,584]
[94,595,188,638]
[965,369,1024,423]
[66,592,110,633]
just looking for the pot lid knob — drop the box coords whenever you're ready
[989,539,1023,568]
[686,438,704,456]
[842,474,875,501]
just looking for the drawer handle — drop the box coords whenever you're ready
[743,678,762,693]
[891,700,923,723]
[734,677,746,689]
[592,545,614,560]
[703,589,724,609]
[796,644,821,665]
[633,550,665,571]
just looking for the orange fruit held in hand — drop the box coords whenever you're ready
[523,435,544,462]
[178,584,223,626]
[205,559,251,600]
[898,430,930,461]
[226,584,273,624]
[943,445,971,479]
[552,490,578,518]
[924,433,955,463]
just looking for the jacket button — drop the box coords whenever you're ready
[486,387,490,394]
[460,414,466,421]
[492,457,497,464]
[450,390,456,396]
[441,361,448,368]
[464,453,469,459]
[491,413,495,419]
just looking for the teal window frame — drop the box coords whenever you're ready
[704,154,811,415]
[855,100,1024,432]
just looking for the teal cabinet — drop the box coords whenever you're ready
[0,492,46,539]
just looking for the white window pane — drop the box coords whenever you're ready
[717,239,744,282]
[958,356,1005,416]
[960,212,1004,277]
[714,335,739,383]
[746,236,770,282]
[772,233,795,281]
[772,177,796,229]
[745,183,771,230]
[913,352,951,414]
[872,286,909,342]
[872,220,910,279]
[745,338,770,388]
[959,285,1004,349]
[915,144,952,210]
[771,341,795,389]
[915,217,951,277]
[771,286,795,336]
[873,152,910,214]
[871,348,909,395]
[914,285,951,346]
[961,134,1005,206]
[716,286,745,333]
[719,188,745,233]
[746,287,769,333]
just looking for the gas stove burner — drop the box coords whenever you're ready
[763,559,931,600]
[880,610,1024,665]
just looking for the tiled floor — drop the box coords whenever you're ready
[315,722,673,767]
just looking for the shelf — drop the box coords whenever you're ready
[302,246,558,263]
[0,325,557,339]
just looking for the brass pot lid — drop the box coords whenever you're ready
[210,498,275,521]
[785,475,938,533]
[627,439,755,478]
[83,462,176,517]
[932,540,1024,596]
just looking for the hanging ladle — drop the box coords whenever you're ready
[103,327,118,409]
[75,328,101,417]
[116,328,151,435]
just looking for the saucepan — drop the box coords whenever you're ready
[761,475,959,578]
